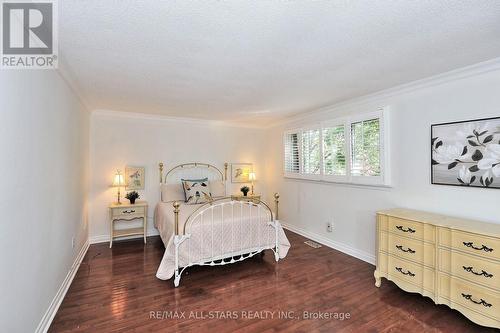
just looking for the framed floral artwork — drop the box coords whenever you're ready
[125,166,145,190]
[231,163,253,183]
[431,117,500,189]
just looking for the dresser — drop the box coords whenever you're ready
[109,201,148,248]
[375,208,500,329]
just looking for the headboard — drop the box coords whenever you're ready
[159,162,228,184]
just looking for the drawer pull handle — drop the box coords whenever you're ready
[461,293,492,308]
[396,245,415,254]
[122,210,136,214]
[395,225,416,233]
[395,267,415,277]
[462,242,493,253]
[462,266,493,278]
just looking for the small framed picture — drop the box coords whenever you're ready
[125,166,145,190]
[231,163,253,183]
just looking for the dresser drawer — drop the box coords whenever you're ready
[388,256,434,292]
[438,273,500,327]
[449,276,500,321]
[438,228,499,261]
[388,217,435,242]
[389,217,423,239]
[388,234,435,267]
[112,206,145,218]
[438,249,499,291]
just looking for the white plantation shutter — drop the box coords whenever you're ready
[284,131,300,175]
[282,107,389,185]
[322,124,347,176]
[302,128,321,175]
[350,118,381,177]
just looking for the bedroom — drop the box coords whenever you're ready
[1,1,500,332]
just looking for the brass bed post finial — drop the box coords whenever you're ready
[159,162,164,184]
[173,201,180,235]
[224,162,228,181]
[274,193,280,220]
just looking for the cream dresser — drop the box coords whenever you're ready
[375,208,500,329]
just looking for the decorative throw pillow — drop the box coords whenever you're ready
[182,178,212,204]
[160,183,185,202]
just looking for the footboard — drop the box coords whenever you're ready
[172,193,281,287]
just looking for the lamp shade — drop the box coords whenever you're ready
[249,172,256,181]
[112,171,125,187]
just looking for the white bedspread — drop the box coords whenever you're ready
[154,201,290,280]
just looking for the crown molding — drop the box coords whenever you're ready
[91,109,267,130]
[267,57,500,128]
[56,53,92,112]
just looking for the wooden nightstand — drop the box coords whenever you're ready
[230,194,261,203]
[109,201,148,248]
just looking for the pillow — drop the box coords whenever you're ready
[209,180,226,198]
[160,183,185,202]
[182,178,212,204]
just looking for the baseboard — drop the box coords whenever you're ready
[89,229,160,244]
[35,239,90,333]
[281,222,375,265]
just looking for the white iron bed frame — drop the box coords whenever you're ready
[159,162,282,287]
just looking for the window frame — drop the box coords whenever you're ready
[283,107,390,187]
[283,129,302,178]
[348,109,390,186]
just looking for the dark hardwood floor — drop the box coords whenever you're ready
[49,231,496,332]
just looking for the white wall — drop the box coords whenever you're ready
[89,111,268,241]
[265,65,500,263]
[0,71,89,332]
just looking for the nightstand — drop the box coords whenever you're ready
[230,194,261,203]
[109,201,148,248]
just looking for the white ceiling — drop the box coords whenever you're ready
[60,1,500,126]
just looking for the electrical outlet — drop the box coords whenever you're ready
[327,222,333,233]
[71,236,75,249]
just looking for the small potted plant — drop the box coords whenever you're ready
[125,191,140,204]
[240,186,250,196]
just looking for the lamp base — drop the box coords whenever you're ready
[116,188,122,205]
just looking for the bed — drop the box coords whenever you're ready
[154,162,290,287]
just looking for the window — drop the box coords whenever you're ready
[284,131,300,175]
[323,124,346,177]
[350,118,380,177]
[283,107,389,186]
[301,128,321,175]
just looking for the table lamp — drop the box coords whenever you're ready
[112,170,125,204]
[249,172,256,195]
